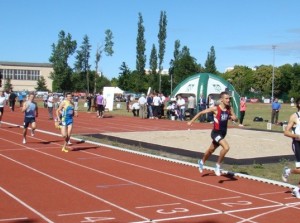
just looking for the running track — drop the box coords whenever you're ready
[0,107,299,223]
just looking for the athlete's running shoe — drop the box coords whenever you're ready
[214,164,221,176]
[22,138,26,144]
[282,166,290,182]
[198,160,204,173]
[61,147,69,152]
[67,141,72,145]
[31,129,35,136]
[292,187,300,199]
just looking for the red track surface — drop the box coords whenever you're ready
[0,107,299,223]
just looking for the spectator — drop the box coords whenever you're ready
[271,98,281,124]
[239,97,246,127]
[153,93,162,119]
[131,101,140,117]
[47,92,54,120]
[147,93,154,119]
[86,93,93,112]
[187,95,196,119]
[43,93,48,108]
[73,94,79,111]
[177,95,186,121]
[198,94,207,122]
[138,93,147,119]
[207,95,215,123]
[8,90,17,112]
[18,92,24,107]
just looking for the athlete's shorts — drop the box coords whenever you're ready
[24,117,36,128]
[61,119,73,126]
[0,107,4,114]
[211,130,227,146]
[292,140,300,168]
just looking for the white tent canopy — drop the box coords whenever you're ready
[114,87,124,94]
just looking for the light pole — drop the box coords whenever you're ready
[271,45,276,101]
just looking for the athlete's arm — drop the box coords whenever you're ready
[187,106,217,126]
[21,101,28,112]
[56,102,64,121]
[35,102,39,117]
[284,114,299,139]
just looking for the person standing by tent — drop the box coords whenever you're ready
[239,97,246,127]
[187,91,237,176]
[198,94,207,122]
[0,91,6,126]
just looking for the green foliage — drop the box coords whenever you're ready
[204,46,217,74]
[74,35,91,93]
[104,29,114,56]
[4,77,12,91]
[136,12,146,76]
[49,30,77,92]
[173,46,200,86]
[222,66,254,96]
[35,76,49,91]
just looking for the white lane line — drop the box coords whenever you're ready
[0,186,54,223]
[0,218,29,222]
[202,196,241,202]
[96,183,134,188]
[235,204,292,223]
[58,210,111,216]
[135,203,181,209]
[0,136,222,213]
[259,191,289,196]
[82,150,285,206]
[0,153,148,221]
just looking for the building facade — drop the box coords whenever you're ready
[0,61,53,92]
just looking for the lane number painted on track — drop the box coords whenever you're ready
[157,207,189,215]
[81,216,115,222]
[221,201,252,207]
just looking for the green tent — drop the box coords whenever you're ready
[171,73,240,118]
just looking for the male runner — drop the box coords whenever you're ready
[56,92,77,152]
[187,91,237,176]
[21,93,38,144]
[282,97,300,199]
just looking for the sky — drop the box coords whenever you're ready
[1,0,300,80]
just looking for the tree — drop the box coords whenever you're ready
[135,12,147,92]
[118,62,132,91]
[49,30,77,92]
[94,29,114,93]
[157,11,167,92]
[204,46,217,74]
[35,76,49,91]
[74,34,91,93]
[169,40,181,93]
[4,77,12,91]
[173,46,200,86]
[222,66,254,96]
[149,44,159,91]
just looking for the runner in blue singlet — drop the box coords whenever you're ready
[56,93,78,152]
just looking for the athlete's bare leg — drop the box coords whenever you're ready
[216,139,230,165]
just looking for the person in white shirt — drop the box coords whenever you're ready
[138,94,147,119]
[187,95,196,119]
[177,95,186,121]
[0,91,6,126]
[160,93,166,118]
[131,101,140,117]
[152,93,162,119]
[47,92,54,120]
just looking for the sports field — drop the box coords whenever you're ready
[0,102,300,222]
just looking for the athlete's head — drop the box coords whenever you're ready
[220,91,230,107]
[65,92,72,101]
[296,98,300,110]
